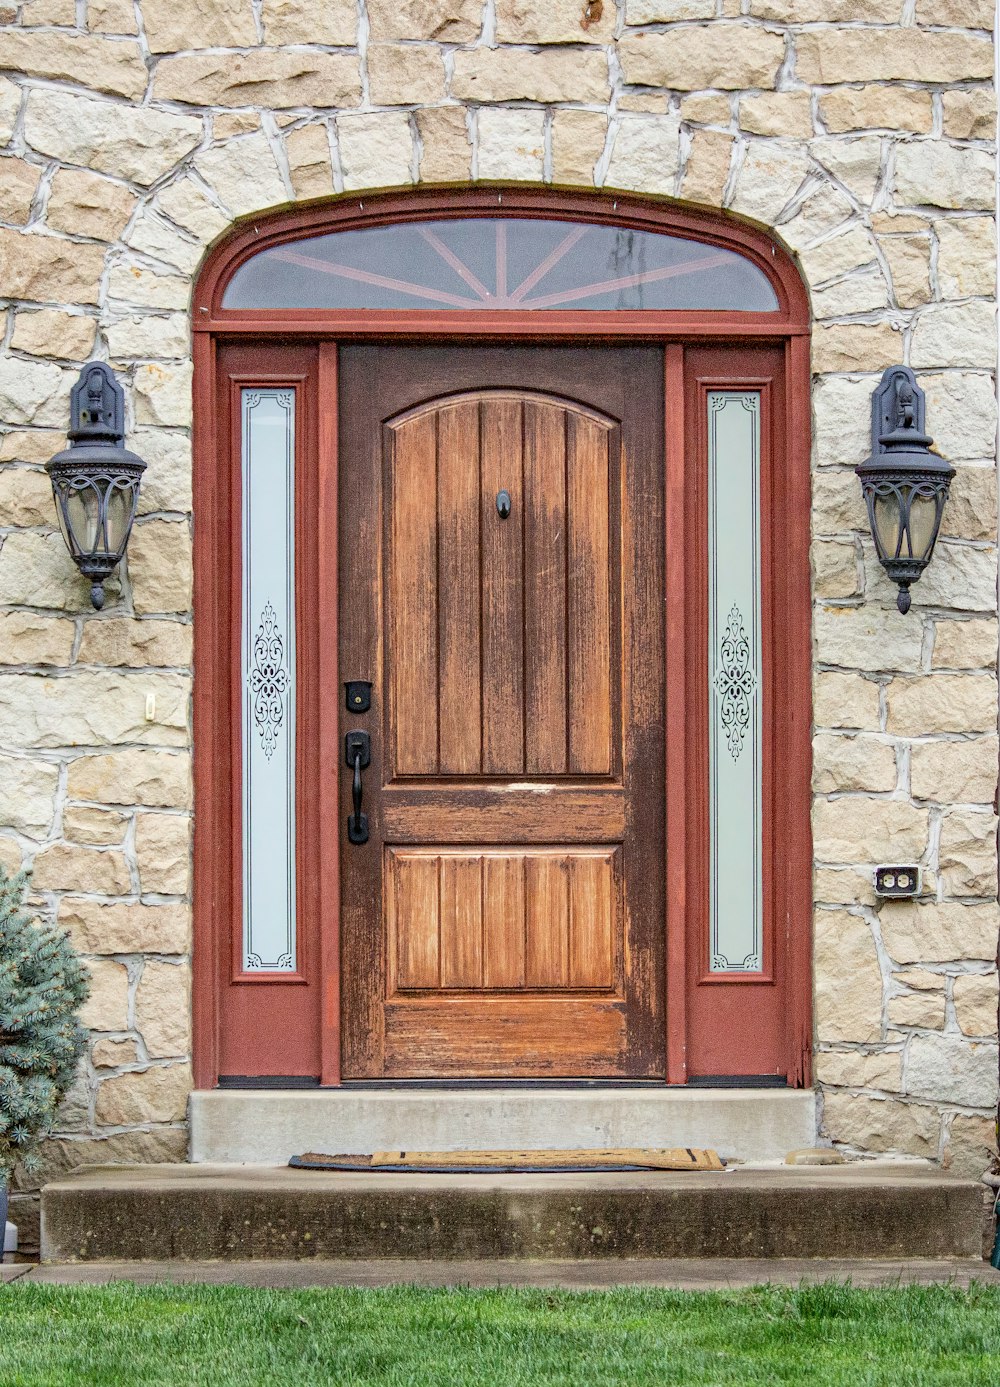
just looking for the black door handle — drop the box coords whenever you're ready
[345,731,370,845]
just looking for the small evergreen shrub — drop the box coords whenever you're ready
[0,868,90,1181]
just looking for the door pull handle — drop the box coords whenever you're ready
[345,730,370,845]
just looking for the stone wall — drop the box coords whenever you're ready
[0,0,997,1242]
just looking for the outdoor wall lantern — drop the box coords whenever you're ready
[856,366,953,615]
[46,362,145,610]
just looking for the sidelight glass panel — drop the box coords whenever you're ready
[708,392,763,974]
[223,217,779,313]
[241,389,296,972]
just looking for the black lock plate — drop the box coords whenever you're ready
[345,680,371,713]
[345,730,371,769]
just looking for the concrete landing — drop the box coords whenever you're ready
[40,1163,985,1264]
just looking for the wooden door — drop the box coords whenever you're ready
[338,346,665,1078]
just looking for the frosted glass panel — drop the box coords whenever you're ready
[241,389,296,972]
[708,393,763,974]
[223,217,779,312]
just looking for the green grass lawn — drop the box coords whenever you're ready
[1,1282,999,1386]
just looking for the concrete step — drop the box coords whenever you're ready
[41,1163,987,1263]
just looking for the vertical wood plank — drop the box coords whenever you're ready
[437,401,483,775]
[568,852,614,988]
[480,397,525,775]
[393,852,440,990]
[482,853,526,988]
[390,412,439,775]
[525,854,569,987]
[524,401,568,775]
[567,414,612,774]
[440,854,484,987]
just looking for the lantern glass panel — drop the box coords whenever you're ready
[105,481,133,555]
[907,491,938,561]
[65,481,103,556]
[873,491,903,559]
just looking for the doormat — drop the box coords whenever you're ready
[289,1148,725,1173]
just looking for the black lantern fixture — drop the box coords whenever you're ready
[46,362,145,610]
[856,366,953,615]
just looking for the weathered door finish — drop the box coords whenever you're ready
[339,346,666,1078]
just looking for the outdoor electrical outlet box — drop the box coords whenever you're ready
[874,865,921,898]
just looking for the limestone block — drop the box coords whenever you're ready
[0,464,56,525]
[11,309,97,361]
[0,838,21,874]
[814,672,881,731]
[813,604,924,674]
[132,429,192,514]
[80,959,128,1032]
[95,1063,192,1125]
[880,900,998,965]
[105,314,190,363]
[0,156,41,226]
[911,736,998,806]
[15,1128,188,1188]
[751,0,901,16]
[0,431,66,466]
[887,991,945,1030]
[619,27,784,91]
[88,0,139,33]
[812,734,896,794]
[906,1033,998,1108]
[497,0,615,42]
[46,168,136,242]
[777,183,855,252]
[0,612,74,667]
[812,375,875,470]
[605,114,681,197]
[943,1114,997,1179]
[367,0,481,42]
[0,229,104,306]
[124,216,202,277]
[915,0,994,29]
[141,0,256,52]
[478,109,545,183]
[92,1037,138,1068]
[133,363,193,428]
[551,110,607,187]
[68,748,191,809]
[135,812,190,896]
[796,30,992,86]
[800,226,877,287]
[156,179,231,246]
[941,91,996,143]
[213,113,261,143]
[812,798,928,863]
[911,302,997,372]
[128,520,193,616]
[814,909,883,1043]
[0,77,21,146]
[452,48,608,104]
[628,0,714,18]
[617,94,667,115]
[680,130,732,206]
[0,532,91,611]
[811,269,889,320]
[32,842,131,895]
[893,969,944,992]
[895,143,994,212]
[77,618,192,669]
[62,805,129,846]
[0,670,189,749]
[727,143,809,225]
[23,90,202,187]
[262,0,355,45]
[881,234,931,309]
[932,619,998,671]
[814,1049,901,1090]
[917,372,998,462]
[738,92,812,139]
[368,45,445,106]
[819,87,933,137]
[811,137,883,207]
[0,32,146,101]
[885,675,997,737]
[107,265,190,311]
[193,137,289,219]
[813,539,858,601]
[155,50,362,110]
[935,218,996,300]
[338,112,413,191]
[814,865,878,907]
[812,322,900,375]
[812,470,868,534]
[416,107,472,183]
[822,1092,938,1158]
[0,753,59,835]
[135,961,191,1057]
[903,541,998,615]
[941,468,998,546]
[59,898,190,954]
[284,125,335,202]
[953,974,999,1039]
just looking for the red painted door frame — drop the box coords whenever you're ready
[191,187,813,1090]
